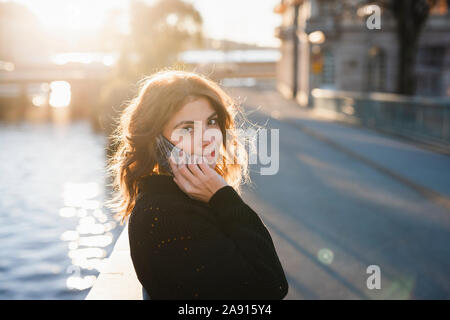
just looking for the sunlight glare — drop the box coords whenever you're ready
[49,81,71,108]
[66,275,97,290]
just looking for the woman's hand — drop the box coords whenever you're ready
[169,157,228,203]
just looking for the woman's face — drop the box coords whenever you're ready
[162,96,223,168]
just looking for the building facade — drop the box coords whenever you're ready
[274,0,450,107]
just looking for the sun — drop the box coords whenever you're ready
[10,0,129,32]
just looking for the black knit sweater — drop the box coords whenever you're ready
[128,174,289,300]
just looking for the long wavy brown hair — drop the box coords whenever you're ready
[105,69,251,224]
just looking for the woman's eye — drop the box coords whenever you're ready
[183,127,193,134]
[208,118,219,126]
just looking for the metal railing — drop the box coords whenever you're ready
[311,88,450,150]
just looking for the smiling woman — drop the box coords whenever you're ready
[105,69,288,300]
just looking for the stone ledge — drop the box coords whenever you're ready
[85,223,143,300]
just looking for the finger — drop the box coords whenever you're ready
[168,157,179,175]
[188,161,205,179]
[177,163,197,185]
[197,157,213,175]
[173,172,191,191]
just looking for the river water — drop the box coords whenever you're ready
[0,120,124,299]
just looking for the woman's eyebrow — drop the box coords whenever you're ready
[173,111,218,129]
[207,111,218,120]
[173,120,194,129]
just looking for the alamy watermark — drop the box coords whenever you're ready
[366,265,381,290]
[165,121,280,175]
[364,4,381,30]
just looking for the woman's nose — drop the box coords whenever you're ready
[202,134,215,148]
[202,140,210,149]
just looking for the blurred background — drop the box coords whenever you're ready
[0,0,449,300]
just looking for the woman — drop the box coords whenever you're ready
[106,70,289,300]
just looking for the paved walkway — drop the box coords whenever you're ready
[225,85,450,299]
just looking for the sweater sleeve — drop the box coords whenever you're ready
[128,187,289,300]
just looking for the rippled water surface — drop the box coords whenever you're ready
[0,120,124,299]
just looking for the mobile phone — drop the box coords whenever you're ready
[155,134,193,175]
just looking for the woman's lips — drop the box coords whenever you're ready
[211,150,215,157]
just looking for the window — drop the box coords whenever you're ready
[321,48,335,87]
[417,46,445,68]
[367,47,386,92]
